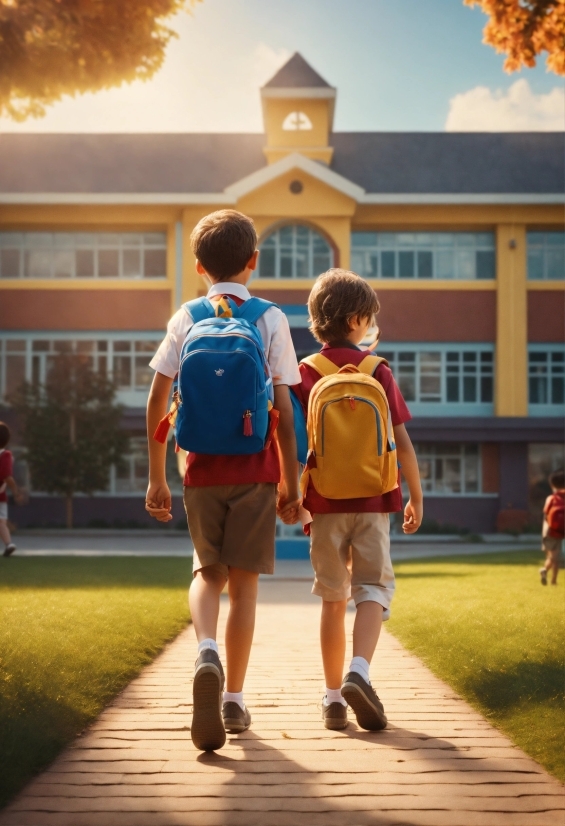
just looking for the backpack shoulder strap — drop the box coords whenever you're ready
[235,297,277,325]
[184,297,215,324]
[301,353,341,377]
[357,354,388,377]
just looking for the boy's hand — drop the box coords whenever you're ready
[403,498,423,534]
[145,482,173,522]
[277,484,302,525]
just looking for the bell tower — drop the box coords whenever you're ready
[261,53,336,165]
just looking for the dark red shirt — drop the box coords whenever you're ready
[0,450,13,503]
[183,295,280,488]
[292,343,411,514]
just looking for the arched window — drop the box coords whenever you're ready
[257,225,334,279]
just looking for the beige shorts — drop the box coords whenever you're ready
[183,483,277,578]
[309,512,395,618]
[542,535,563,556]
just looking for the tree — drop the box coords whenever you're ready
[12,354,129,528]
[465,0,565,74]
[0,0,201,121]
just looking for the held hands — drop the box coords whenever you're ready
[145,481,173,523]
[277,483,302,525]
[403,498,423,534]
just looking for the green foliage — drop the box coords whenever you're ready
[388,551,565,782]
[13,354,128,509]
[0,0,201,121]
[0,556,191,807]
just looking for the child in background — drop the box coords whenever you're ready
[539,469,564,586]
[285,269,423,732]
[0,422,24,557]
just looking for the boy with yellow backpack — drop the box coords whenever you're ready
[283,269,423,732]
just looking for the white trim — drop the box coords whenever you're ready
[0,192,235,205]
[360,193,565,205]
[224,152,364,201]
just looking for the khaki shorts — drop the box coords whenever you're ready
[542,535,563,556]
[309,512,395,619]
[184,483,277,578]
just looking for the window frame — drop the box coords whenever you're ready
[527,232,565,281]
[377,343,495,416]
[0,232,168,280]
[256,224,334,279]
[407,442,490,497]
[528,344,565,415]
[351,232,496,281]
[0,332,163,407]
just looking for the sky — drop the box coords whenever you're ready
[1,0,563,134]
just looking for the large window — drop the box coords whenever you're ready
[109,437,182,496]
[351,232,495,280]
[529,347,565,411]
[527,232,565,280]
[257,225,333,279]
[0,232,167,279]
[413,443,482,496]
[0,335,161,405]
[379,345,494,414]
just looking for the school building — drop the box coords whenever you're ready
[0,53,563,534]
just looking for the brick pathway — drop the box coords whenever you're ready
[1,580,563,826]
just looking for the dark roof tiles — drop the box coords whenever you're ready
[0,131,562,195]
[263,52,332,89]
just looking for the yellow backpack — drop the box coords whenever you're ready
[300,353,398,500]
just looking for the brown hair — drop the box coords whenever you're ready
[190,210,257,281]
[549,469,565,490]
[308,269,380,344]
[0,421,10,450]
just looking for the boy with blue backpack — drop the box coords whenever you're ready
[146,210,300,752]
[284,269,423,732]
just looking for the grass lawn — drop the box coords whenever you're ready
[388,550,565,783]
[0,556,191,808]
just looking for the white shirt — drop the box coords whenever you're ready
[149,282,301,386]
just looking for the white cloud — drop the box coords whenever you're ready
[0,7,290,134]
[445,79,565,131]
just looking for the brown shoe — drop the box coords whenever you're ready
[322,700,348,730]
[341,671,387,731]
[191,648,226,751]
[222,702,251,733]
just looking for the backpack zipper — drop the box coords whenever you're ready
[320,396,383,456]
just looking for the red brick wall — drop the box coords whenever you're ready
[0,289,171,330]
[528,292,565,342]
[377,290,496,342]
[481,444,500,494]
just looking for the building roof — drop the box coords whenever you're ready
[0,131,563,196]
[263,52,332,89]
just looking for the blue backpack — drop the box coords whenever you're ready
[175,296,275,455]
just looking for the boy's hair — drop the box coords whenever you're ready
[308,268,380,344]
[549,469,565,490]
[190,210,257,281]
[0,422,10,449]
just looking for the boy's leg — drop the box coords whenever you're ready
[189,566,226,642]
[0,518,11,546]
[341,513,393,731]
[225,567,259,693]
[549,549,560,584]
[320,599,347,689]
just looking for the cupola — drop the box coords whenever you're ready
[261,53,336,165]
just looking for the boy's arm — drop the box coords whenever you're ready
[4,476,24,504]
[273,384,301,520]
[146,371,174,522]
[393,423,423,534]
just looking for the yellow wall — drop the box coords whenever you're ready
[262,97,333,163]
[495,224,528,417]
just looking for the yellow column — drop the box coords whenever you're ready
[495,224,528,416]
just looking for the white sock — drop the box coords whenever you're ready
[223,691,245,710]
[349,656,371,683]
[324,687,347,707]
[197,638,218,655]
